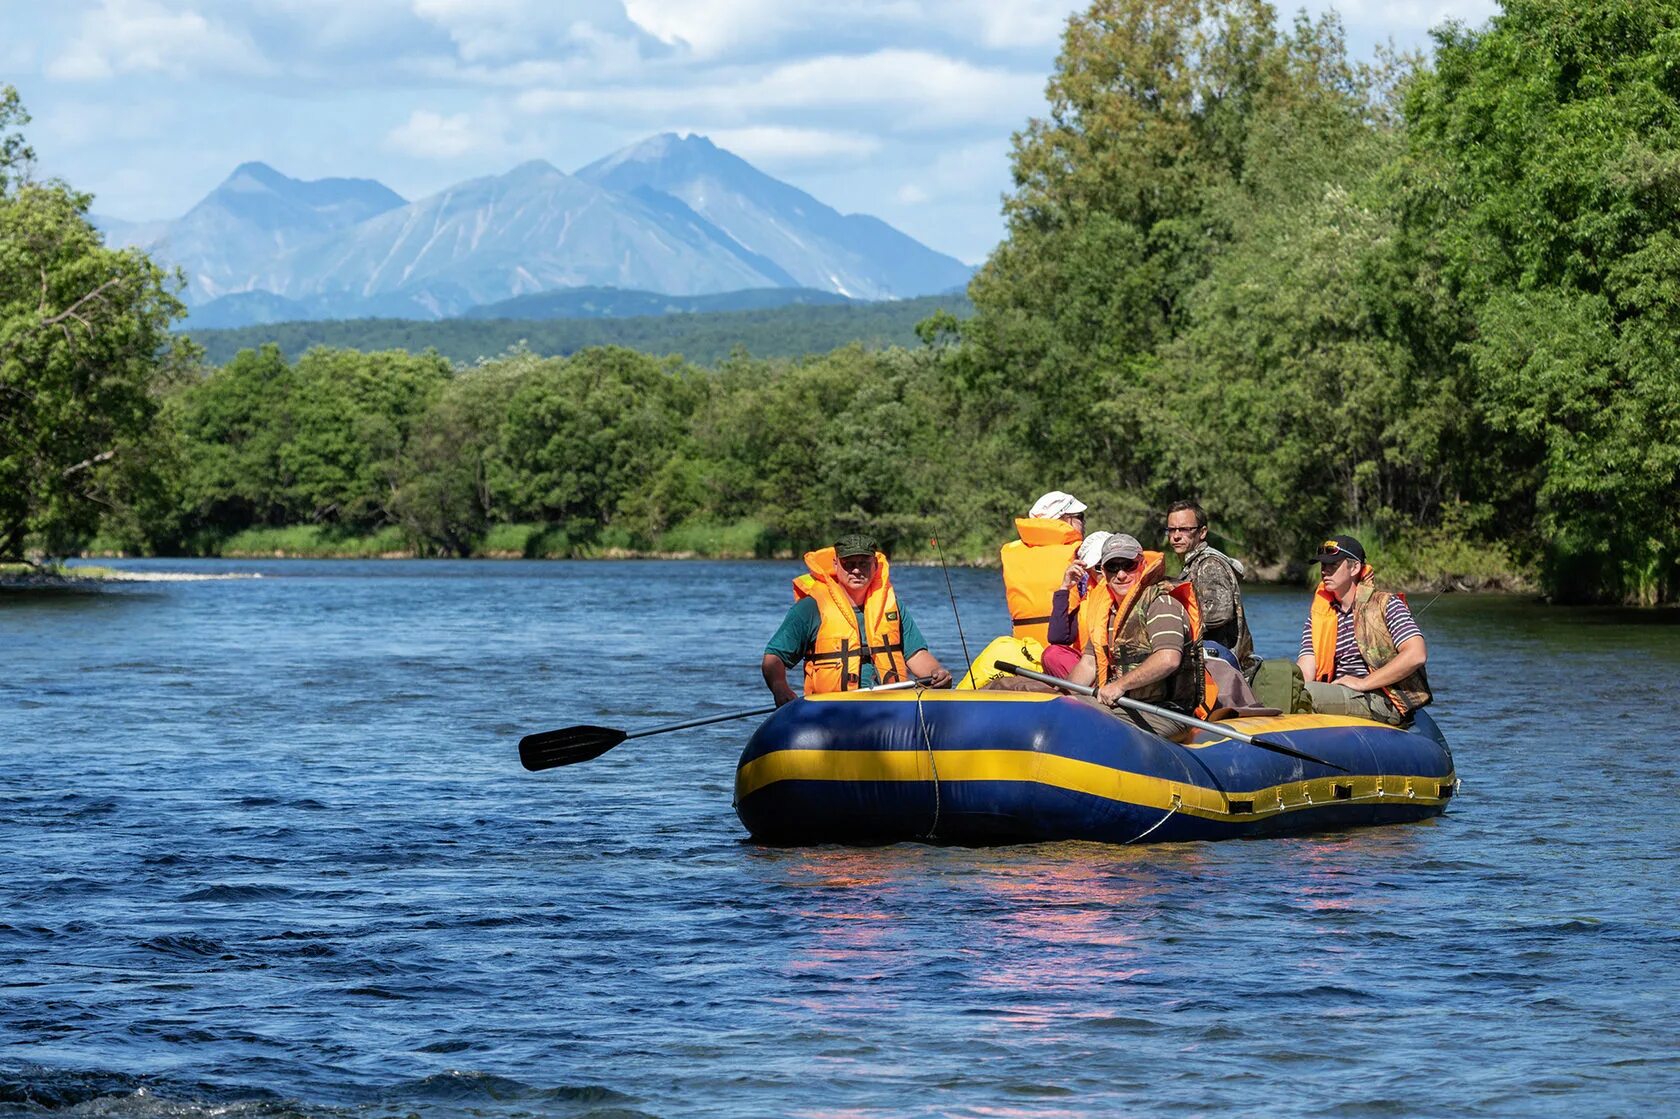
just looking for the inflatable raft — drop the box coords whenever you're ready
[733,690,1455,845]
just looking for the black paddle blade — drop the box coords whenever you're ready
[518,725,629,771]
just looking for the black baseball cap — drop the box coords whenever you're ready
[834,533,879,559]
[1311,534,1366,567]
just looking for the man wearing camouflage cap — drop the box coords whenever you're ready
[762,532,953,706]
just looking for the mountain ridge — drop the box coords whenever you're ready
[101,135,973,327]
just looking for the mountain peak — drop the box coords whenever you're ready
[580,133,724,178]
[224,161,292,190]
[504,158,565,180]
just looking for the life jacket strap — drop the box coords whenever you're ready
[806,641,905,663]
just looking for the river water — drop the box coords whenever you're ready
[2,558,1676,1118]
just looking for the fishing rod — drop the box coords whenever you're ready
[929,530,975,689]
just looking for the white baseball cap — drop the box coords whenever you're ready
[1030,490,1087,519]
[1076,531,1113,569]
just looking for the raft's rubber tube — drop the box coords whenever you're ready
[734,691,1454,845]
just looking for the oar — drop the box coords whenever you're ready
[995,661,1348,772]
[519,679,928,772]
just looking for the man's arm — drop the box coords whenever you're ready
[762,598,819,706]
[1097,648,1181,705]
[1297,618,1316,680]
[905,648,953,689]
[761,654,799,707]
[1334,637,1426,692]
[1098,598,1186,705]
[1193,561,1236,631]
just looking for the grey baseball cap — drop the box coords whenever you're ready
[1099,534,1143,564]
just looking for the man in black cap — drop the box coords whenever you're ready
[761,532,952,705]
[1295,534,1431,725]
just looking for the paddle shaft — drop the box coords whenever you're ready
[995,661,1346,771]
[621,705,777,741]
[519,677,934,772]
[621,675,926,740]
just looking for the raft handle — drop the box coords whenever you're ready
[1332,783,1354,800]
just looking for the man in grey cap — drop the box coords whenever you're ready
[1066,533,1205,738]
[762,532,953,705]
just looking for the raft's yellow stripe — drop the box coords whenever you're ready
[736,747,1453,823]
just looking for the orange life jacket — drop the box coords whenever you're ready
[1086,552,1216,717]
[1308,569,1432,714]
[1001,517,1083,644]
[792,548,909,696]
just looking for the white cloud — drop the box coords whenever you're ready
[46,0,273,81]
[383,109,498,159]
[517,48,1042,132]
[887,139,1004,212]
[953,0,1071,49]
[1300,0,1500,39]
[702,126,881,165]
[621,0,805,59]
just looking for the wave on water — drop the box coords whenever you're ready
[173,885,299,903]
[0,1067,652,1119]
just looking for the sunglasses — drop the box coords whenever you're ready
[1102,557,1141,576]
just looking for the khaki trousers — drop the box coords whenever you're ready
[1303,681,1406,725]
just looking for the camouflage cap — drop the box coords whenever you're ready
[833,532,879,559]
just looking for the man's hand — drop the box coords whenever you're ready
[1331,675,1370,692]
[906,649,952,689]
[1097,678,1127,706]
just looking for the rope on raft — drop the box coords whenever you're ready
[915,684,941,841]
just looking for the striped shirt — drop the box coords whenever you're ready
[1298,596,1421,678]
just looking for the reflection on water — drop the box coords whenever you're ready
[1,559,1677,1118]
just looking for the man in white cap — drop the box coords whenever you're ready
[1000,490,1087,649]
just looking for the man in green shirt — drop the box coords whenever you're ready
[761,533,953,705]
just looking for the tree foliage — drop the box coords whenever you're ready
[16,7,1680,605]
[1403,0,1680,603]
[0,85,191,559]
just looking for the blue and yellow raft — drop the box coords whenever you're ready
[733,691,1455,845]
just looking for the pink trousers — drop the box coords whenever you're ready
[1041,644,1081,678]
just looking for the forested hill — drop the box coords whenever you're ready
[186,294,971,366]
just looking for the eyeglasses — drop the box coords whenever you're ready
[1102,557,1140,576]
[1165,525,1201,536]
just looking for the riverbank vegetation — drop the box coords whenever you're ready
[4,0,1677,604]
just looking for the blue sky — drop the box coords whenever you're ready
[5,0,1498,265]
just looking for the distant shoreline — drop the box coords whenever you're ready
[49,545,1536,597]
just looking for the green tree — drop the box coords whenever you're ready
[498,347,691,536]
[962,0,1398,513]
[280,347,450,526]
[170,344,297,530]
[389,360,525,555]
[1405,0,1680,603]
[0,85,192,559]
